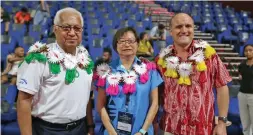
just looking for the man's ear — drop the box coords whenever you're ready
[169,28,172,36]
[53,25,57,33]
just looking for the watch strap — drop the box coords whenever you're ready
[218,116,228,123]
[139,129,147,135]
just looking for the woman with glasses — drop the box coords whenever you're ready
[96,27,163,135]
[238,44,253,135]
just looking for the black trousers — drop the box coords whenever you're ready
[32,117,87,135]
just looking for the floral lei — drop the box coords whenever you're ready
[20,41,94,84]
[93,61,157,96]
[157,40,216,85]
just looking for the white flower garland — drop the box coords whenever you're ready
[107,72,122,86]
[28,41,47,52]
[28,42,92,70]
[158,40,216,85]
[96,62,151,95]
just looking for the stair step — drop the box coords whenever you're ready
[224,57,247,60]
[210,45,231,48]
[194,33,212,36]
[210,44,230,47]
[139,4,161,8]
[217,52,239,56]
[228,69,238,72]
[206,40,218,44]
[195,30,202,33]
[194,36,213,40]
[214,48,233,51]
[232,76,239,80]
[152,15,171,20]
[223,62,240,65]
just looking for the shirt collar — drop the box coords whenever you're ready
[111,57,141,72]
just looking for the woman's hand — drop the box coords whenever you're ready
[134,132,142,135]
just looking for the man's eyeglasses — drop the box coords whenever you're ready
[56,25,83,33]
[117,39,136,45]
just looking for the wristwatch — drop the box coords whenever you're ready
[218,116,228,123]
[139,129,147,135]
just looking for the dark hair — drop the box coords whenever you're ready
[21,7,28,13]
[244,44,253,52]
[112,27,139,53]
[158,24,165,30]
[140,32,148,40]
[15,46,24,49]
[103,47,112,56]
[169,13,194,29]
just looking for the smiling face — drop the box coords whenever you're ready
[170,13,194,48]
[116,31,138,57]
[54,11,82,50]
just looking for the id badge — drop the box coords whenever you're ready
[117,111,133,135]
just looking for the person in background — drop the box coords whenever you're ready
[1,46,25,85]
[14,7,31,24]
[137,32,154,59]
[92,47,113,125]
[33,0,50,25]
[0,7,10,34]
[150,24,167,50]
[94,47,112,69]
[156,13,231,135]
[238,44,253,135]
[14,7,32,34]
[17,7,94,135]
[96,27,163,135]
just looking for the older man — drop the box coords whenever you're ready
[17,8,94,135]
[156,13,232,135]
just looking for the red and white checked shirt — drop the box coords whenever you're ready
[156,41,232,135]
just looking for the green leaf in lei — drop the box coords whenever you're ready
[49,62,61,74]
[24,53,47,64]
[85,60,94,74]
[65,68,77,84]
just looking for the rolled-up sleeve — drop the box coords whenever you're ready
[17,61,45,95]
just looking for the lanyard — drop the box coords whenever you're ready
[125,94,130,112]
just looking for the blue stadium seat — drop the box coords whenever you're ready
[1,85,18,122]
[2,121,20,135]
[9,23,27,42]
[18,36,36,52]
[1,23,5,34]
[1,35,17,69]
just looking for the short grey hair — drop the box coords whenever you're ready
[54,7,84,26]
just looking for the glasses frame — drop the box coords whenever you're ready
[56,25,83,33]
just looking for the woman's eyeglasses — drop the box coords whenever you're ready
[117,39,136,45]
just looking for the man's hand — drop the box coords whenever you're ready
[134,132,142,135]
[213,122,227,135]
[87,128,95,135]
[146,52,151,55]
